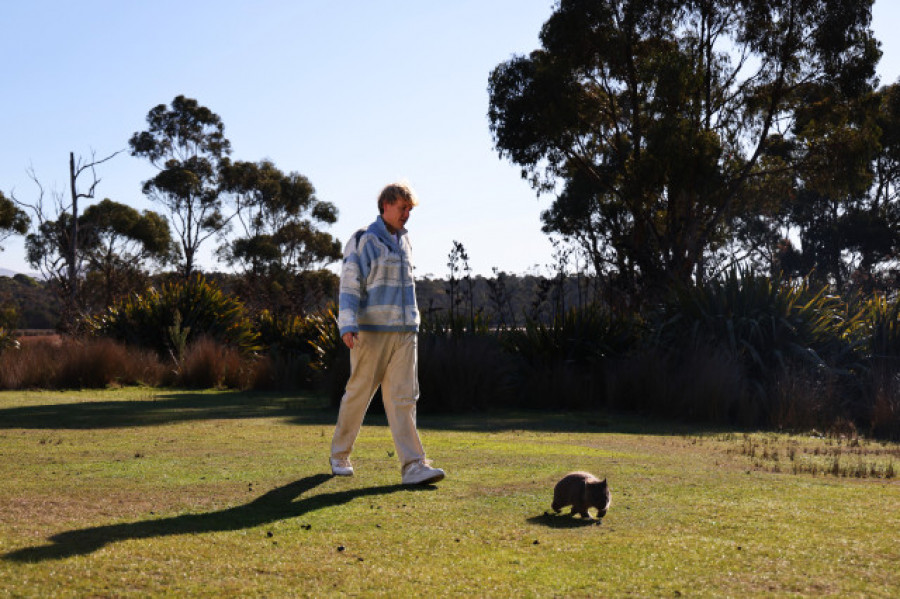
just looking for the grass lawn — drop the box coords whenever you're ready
[0,388,898,597]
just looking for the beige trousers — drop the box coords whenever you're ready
[331,331,426,469]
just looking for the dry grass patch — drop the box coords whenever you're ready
[680,431,900,479]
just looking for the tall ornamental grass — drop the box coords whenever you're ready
[0,336,167,389]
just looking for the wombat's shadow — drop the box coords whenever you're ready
[528,512,604,528]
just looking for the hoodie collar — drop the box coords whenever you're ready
[372,215,406,249]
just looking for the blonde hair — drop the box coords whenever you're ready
[378,181,419,214]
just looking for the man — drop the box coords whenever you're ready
[330,182,445,485]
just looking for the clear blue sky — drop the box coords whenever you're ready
[2,1,899,279]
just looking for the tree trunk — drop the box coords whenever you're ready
[66,151,79,331]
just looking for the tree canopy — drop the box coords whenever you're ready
[780,81,900,293]
[0,191,29,250]
[129,95,232,278]
[79,199,176,306]
[488,0,881,296]
[25,198,175,310]
[219,159,341,275]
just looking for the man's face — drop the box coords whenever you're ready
[382,199,413,233]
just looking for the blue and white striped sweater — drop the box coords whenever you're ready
[338,216,420,336]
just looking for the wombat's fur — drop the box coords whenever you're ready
[551,471,610,519]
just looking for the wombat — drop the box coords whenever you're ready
[551,471,610,519]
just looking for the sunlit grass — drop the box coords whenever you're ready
[1,389,898,597]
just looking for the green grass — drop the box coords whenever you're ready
[1,389,898,597]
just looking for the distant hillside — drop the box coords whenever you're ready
[0,275,60,329]
[0,267,43,279]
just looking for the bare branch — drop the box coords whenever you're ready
[73,149,125,201]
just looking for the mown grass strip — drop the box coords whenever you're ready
[0,389,898,597]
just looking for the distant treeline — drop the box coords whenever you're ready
[0,270,593,331]
[416,271,601,329]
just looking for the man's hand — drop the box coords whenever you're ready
[342,332,359,349]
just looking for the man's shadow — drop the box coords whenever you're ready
[4,474,426,562]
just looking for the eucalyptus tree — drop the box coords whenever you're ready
[219,159,340,274]
[779,81,900,293]
[79,199,176,308]
[0,191,29,250]
[129,95,232,278]
[219,159,341,311]
[488,0,880,297]
[25,199,175,311]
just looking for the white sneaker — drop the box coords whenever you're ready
[330,458,354,476]
[402,460,445,485]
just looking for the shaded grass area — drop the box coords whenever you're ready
[0,389,898,597]
[0,388,334,429]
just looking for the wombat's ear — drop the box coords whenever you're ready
[601,478,607,483]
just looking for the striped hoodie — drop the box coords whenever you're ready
[338,215,420,336]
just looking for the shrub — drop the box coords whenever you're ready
[0,339,57,389]
[308,309,520,412]
[505,304,643,367]
[843,296,900,436]
[55,337,165,389]
[0,328,19,352]
[253,309,322,390]
[255,309,321,355]
[87,275,260,360]
[651,269,868,424]
[420,309,492,337]
[250,352,315,392]
[306,308,349,404]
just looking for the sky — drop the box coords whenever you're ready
[2,1,900,280]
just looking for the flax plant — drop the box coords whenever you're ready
[87,274,261,358]
[654,269,866,380]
